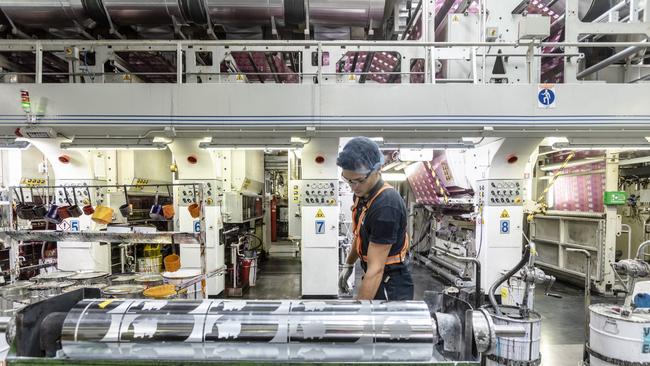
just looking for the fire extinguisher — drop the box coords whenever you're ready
[271,196,277,242]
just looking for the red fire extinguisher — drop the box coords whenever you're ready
[271,196,277,242]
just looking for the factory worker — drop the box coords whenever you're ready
[337,137,413,301]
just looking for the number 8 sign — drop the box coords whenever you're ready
[500,220,510,234]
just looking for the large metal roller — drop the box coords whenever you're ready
[101,0,186,26]
[206,0,285,26]
[0,0,385,29]
[308,0,385,27]
[61,299,436,362]
[0,0,90,28]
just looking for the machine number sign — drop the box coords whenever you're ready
[537,84,556,108]
[500,220,510,234]
[70,220,80,232]
[193,220,201,233]
[315,220,325,235]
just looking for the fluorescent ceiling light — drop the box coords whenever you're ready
[382,173,407,181]
[152,136,173,144]
[552,142,650,151]
[200,137,303,150]
[60,139,167,150]
[382,138,474,150]
[0,140,30,150]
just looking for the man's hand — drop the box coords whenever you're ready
[338,264,354,293]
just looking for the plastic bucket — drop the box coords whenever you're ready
[164,254,180,272]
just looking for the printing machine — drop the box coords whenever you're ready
[0,0,648,364]
[1,288,520,365]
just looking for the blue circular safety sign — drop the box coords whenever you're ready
[538,88,555,106]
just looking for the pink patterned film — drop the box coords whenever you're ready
[550,151,606,213]
[227,0,567,83]
[406,162,443,205]
[231,51,299,83]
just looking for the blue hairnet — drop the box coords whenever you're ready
[337,137,385,174]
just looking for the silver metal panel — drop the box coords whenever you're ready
[206,0,284,25]
[61,299,435,362]
[103,0,185,26]
[0,0,89,27]
[309,0,386,27]
[0,83,649,138]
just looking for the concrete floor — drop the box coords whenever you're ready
[243,256,621,366]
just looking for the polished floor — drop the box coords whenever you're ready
[243,256,621,366]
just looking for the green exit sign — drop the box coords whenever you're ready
[603,191,627,205]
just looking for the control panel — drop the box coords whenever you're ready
[54,185,102,206]
[300,180,339,206]
[477,179,524,206]
[177,180,222,207]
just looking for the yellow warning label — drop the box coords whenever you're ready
[348,74,357,81]
[316,209,325,218]
[452,15,460,22]
[236,74,245,81]
[500,209,510,219]
[500,287,509,300]
[98,299,114,309]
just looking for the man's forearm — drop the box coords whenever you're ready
[357,267,383,300]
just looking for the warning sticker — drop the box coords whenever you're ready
[500,209,510,219]
[316,209,325,218]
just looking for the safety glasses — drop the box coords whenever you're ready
[342,171,372,185]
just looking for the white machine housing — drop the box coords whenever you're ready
[221,191,263,224]
[300,138,340,297]
[288,179,302,239]
[176,179,225,296]
[476,179,525,292]
[55,180,111,273]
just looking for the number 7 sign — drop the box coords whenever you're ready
[315,220,325,235]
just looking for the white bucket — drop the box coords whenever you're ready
[162,269,203,299]
[589,303,650,366]
[500,278,535,309]
[486,306,542,365]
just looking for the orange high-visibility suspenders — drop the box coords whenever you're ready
[351,183,410,265]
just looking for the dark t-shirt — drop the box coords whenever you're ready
[354,180,408,272]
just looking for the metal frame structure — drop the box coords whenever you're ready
[531,151,621,294]
[0,182,218,297]
[0,39,644,85]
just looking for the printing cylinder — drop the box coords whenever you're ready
[61,299,435,362]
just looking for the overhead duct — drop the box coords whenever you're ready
[308,0,386,27]
[0,0,385,32]
[0,0,92,28]
[99,0,187,26]
[206,0,286,26]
